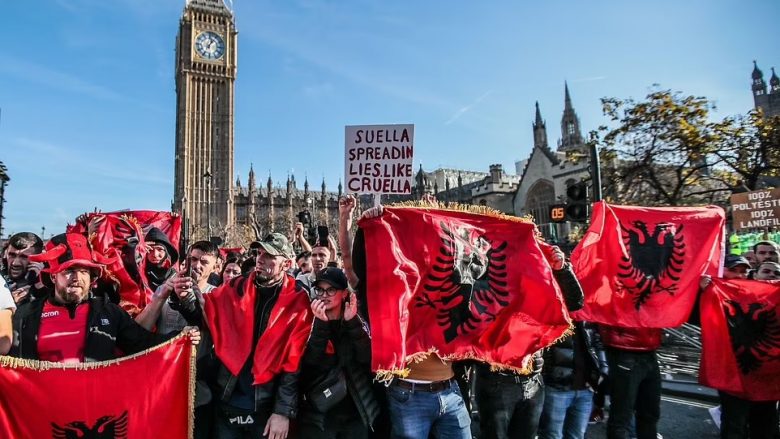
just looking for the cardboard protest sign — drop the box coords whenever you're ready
[345,124,414,195]
[730,187,780,231]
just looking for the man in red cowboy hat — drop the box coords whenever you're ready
[10,233,200,363]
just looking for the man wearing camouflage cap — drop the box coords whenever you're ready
[176,233,313,439]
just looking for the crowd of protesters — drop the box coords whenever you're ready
[1,197,780,439]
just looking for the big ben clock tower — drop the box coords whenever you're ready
[173,0,236,239]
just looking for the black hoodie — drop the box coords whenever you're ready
[144,227,179,292]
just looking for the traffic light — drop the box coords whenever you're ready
[549,204,567,223]
[565,182,589,222]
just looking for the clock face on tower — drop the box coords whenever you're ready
[194,31,225,60]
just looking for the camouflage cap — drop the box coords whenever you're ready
[251,233,295,259]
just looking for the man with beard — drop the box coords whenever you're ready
[143,227,179,293]
[754,241,779,264]
[10,233,200,363]
[1,232,45,305]
[176,233,313,439]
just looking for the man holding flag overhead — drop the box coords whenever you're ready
[353,199,574,439]
[571,201,725,439]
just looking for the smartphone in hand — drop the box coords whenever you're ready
[317,226,329,247]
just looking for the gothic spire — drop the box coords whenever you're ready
[533,101,549,150]
[248,163,256,189]
[535,101,544,126]
[770,67,779,92]
[753,60,765,80]
[558,83,584,152]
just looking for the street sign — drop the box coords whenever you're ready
[730,187,780,230]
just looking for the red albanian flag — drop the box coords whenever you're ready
[571,201,725,328]
[699,279,780,401]
[205,272,313,384]
[88,213,154,315]
[359,206,571,375]
[0,335,194,438]
[70,210,182,251]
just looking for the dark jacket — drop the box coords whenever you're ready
[553,262,585,313]
[543,321,608,390]
[11,295,172,361]
[298,316,379,431]
[469,261,585,384]
[178,275,305,418]
[146,265,176,293]
[600,325,663,352]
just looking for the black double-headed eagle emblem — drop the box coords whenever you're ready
[616,220,685,309]
[51,411,128,439]
[416,221,510,343]
[723,300,780,374]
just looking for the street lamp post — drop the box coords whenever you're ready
[181,196,188,255]
[204,169,212,241]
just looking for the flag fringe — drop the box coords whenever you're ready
[372,327,574,382]
[0,331,191,371]
[188,343,196,439]
[388,202,536,224]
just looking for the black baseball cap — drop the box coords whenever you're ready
[725,254,751,269]
[314,267,348,290]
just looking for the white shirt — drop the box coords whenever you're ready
[0,279,16,311]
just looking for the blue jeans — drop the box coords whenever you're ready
[538,388,594,439]
[386,381,471,439]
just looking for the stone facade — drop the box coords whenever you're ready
[753,60,780,118]
[512,86,591,240]
[232,168,345,243]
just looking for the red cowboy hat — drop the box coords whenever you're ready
[29,233,103,276]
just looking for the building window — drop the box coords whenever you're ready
[525,180,555,224]
[567,122,575,135]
